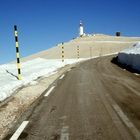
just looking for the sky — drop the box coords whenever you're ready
[0,0,140,64]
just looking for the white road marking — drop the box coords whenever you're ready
[59,74,65,80]
[10,121,29,140]
[44,86,55,97]
[134,73,139,76]
[104,92,140,139]
[60,126,69,140]
[113,104,140,140]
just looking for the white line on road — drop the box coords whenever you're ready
[60,126,69,140]
[105,91,140,140]
[113,104,140,140]
[44,86,55,97]
[10,121,29,140]
[59,74,65,80]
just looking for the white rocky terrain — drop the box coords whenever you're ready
[20,34,140,61]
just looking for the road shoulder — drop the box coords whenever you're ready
[0,63,77,140]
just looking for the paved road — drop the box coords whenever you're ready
[10,55,140,140]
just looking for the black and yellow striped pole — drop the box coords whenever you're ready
[14,25,21,80]
[77,46,80,59]
[61,42,64,62]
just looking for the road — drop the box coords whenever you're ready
[8,55,140,140]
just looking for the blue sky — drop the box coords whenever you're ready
[0,0,140,64]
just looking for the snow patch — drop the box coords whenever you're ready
[118,42,140,71]
[29,81,38,86]
[0,58,84,101]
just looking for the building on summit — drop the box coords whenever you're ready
[79,20,84,37]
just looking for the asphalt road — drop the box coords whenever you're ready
[9,55,140,140]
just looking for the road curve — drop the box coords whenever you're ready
[7,55,140,140]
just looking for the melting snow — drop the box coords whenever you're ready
[0,58,84,101]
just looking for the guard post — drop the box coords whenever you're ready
[14,25,21,80]
[61,42,64,62]
[77,46,80,59]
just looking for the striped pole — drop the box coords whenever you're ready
[14,25,21,80]
[61,42,64,62]
[77,46,80,59]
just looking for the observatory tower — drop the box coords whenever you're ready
[79,21,84,37]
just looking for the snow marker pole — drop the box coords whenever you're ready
[14,25,21,80]
[77,46,79,59]
[61,42,64,62]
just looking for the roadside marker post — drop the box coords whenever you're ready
[14,25,22,80]
[61,42,64,62]
[77,46,80,59]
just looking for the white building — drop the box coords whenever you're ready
[79,21,84,37]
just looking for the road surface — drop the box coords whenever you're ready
[7,55,140,140]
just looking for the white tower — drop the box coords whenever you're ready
[79,20,84,37]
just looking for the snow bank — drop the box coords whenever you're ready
[0,58,84,101]
[118,42,140,71]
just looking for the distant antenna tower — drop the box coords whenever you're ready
[79,20,84,37]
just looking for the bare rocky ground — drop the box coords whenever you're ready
[15,34,140,62]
